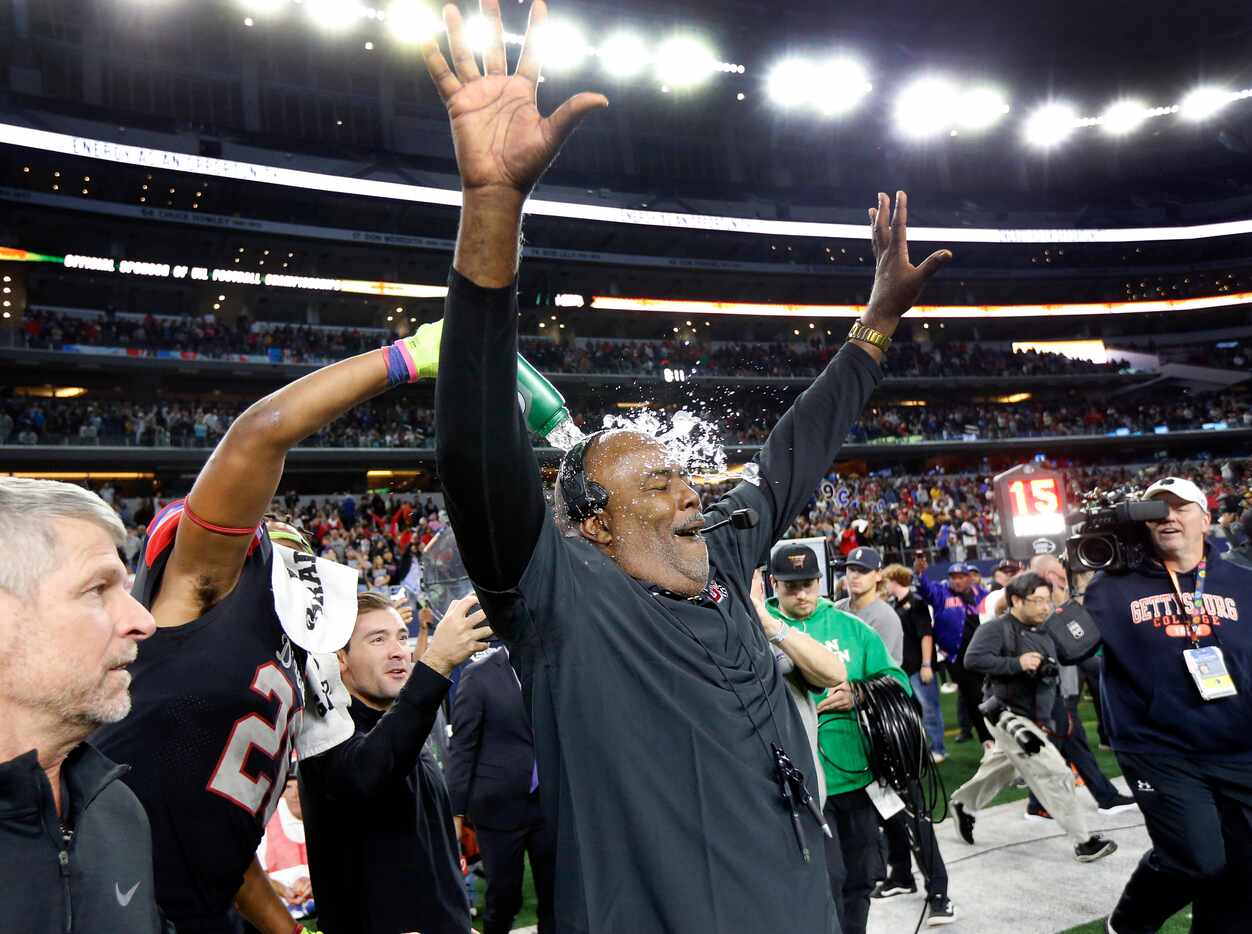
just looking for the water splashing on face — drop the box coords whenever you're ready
[600,407,727,475]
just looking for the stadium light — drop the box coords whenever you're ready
[1024,103,1078,147]
[1101,99,1149,135]
[535,19,589,73]
[598,32,648,79]
[655,36,717,88]
[766,59,816,109]
[386,1,439,44]
[306,0,365,32]
[956,86,1010,130]
[815,58,872,116]
[462,14,494,54]
[1179,86,1233,121]
[895,78,958,138]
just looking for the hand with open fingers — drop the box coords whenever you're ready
[750,568,768,611]
[422,594,493,676]
[863,191,953,330]
[419,0,608,199]
[749,568,784,640]
[817,683,855,713]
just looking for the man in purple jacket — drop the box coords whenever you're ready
[916,562,991,744]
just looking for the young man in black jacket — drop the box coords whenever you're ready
[949,572,1117,863]
[0,478,169,933]
[1085,477,1252,934]
[299,592,491,934]
[419,2,951,929]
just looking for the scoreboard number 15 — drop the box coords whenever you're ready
[1008,477,1060,515]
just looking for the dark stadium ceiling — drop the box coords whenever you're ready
[4,0,1252,210]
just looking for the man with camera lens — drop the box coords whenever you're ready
[949,572,1118,863]
[1083,477,1252,934]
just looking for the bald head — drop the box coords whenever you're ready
[1029,555,1067,599]
[573,429,707,597]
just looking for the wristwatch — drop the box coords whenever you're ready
[768,627,790,646]
[847,321,892,352]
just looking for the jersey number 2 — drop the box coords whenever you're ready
[207,662,296,818]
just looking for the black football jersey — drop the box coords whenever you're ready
[93,501,304,931]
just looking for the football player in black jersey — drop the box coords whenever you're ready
[93,327,441,934]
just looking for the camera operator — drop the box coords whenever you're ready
[950,572,1118,863]
[1084,478,1252,934]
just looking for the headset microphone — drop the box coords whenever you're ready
[701,507,760,534]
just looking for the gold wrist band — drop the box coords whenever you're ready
[847,322,892,352]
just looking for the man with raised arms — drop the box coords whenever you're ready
[423,3,952,930]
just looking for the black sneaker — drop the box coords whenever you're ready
[871,877,917,899]
[954,802,975,844]
[1097,794,1139,816]
[953,731,973,744]
[927,894,956,926]
[1075,834,1118,862]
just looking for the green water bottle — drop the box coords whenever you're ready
[516,354,585,451]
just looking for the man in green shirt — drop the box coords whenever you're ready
[766,545,955,931]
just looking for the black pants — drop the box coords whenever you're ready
[476,806,556,934]
[1111,753,1252,934]
[1027,694,1120,812]
[882,783,949,897]
[952,663,991,743]
[1077,655,1109,747]
[824,789,882,934]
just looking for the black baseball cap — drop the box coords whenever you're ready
[770,544,821,581]
[844,547,883,571]
[996,559,1023,573]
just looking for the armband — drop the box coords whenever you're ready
[383,319,443,387]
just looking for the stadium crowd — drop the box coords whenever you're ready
[14,306,1133,378]
[101,458,1250,588]
[4,389,1246,449]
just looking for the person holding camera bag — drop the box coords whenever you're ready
[949,572,1118,862]
[1083,477,1252,934]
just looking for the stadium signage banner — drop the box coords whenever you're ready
[5,243,447,299]
[5,122,1252,244]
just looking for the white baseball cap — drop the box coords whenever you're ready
[1143,477,1207,510]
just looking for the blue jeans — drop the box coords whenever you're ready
[911,671,946,755]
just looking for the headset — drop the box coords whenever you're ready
[557,431,611,521]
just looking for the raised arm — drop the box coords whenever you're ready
[422,0,606,591]
[152,335,437,627]
[307,597,490,802]
[754,193,951,546]
[750,570,846,688]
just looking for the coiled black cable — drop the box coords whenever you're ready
[850,675,948,823]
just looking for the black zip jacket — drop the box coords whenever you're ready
[0,742,169,934]
[963,613,1059,724]
[435,269,880,934]
[1085,542,1252,760]
[299,661,470,934]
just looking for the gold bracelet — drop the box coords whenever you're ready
[847,322,892,352]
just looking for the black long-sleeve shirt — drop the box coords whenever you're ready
[436,269,881,934]
[299,663,469,934]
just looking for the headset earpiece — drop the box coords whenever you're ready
[558,432,610,522]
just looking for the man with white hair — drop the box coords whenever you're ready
[0,477,167,932]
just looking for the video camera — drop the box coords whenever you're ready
[1066,486,1168,573]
